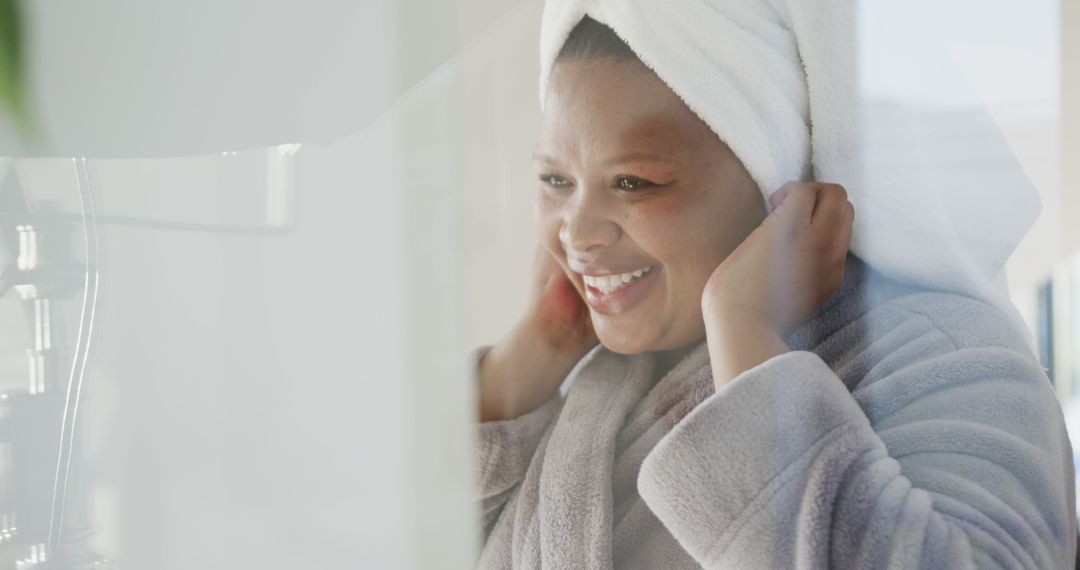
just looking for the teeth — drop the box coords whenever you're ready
[583,266,652,295]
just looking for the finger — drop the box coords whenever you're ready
[778,183,820,223]
[768,182,797,211]
[768,185,794,210]
[840,200,855,247]
[810,184,848,226]
[825,200,855,261]
[834,200,854,248]
[806,188,851,260]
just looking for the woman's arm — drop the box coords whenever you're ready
[637,318,1075,569]
[477,317,587,422]
[473,320,584,537]
[700,181,854,391]
[473,245,599,538]
[474,339,565,538]
[648,181,1074,567]
[474,317,591,538]
[478,243,598,422]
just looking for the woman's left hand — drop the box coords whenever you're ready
[701,181,854,387]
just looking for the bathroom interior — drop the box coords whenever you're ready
[0,0,1077,568]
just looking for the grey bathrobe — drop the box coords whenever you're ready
[473,253,1077,569]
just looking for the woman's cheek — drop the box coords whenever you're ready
[628,192,725,298]
[623,192,694,242]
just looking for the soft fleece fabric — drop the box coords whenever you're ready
[473,253,1076,569]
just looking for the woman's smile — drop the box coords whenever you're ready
[580,265,660,315]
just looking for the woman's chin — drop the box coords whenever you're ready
[591,314,705,357]
[597,339,648,355]
[592,324,654,355]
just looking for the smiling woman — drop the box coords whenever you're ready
[473,8,1075,570]
[533,49,766,370]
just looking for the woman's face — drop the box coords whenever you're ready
[534,56,767,355]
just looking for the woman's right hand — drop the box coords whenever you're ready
[477,246,599,422]
[523,245,598,354]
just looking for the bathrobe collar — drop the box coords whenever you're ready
[536,338,712,569]
[532,252,871,569]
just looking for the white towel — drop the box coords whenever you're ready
[537,0,1042,356]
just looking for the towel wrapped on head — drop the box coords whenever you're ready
[541,0,838,207]
[537,0,1043,351]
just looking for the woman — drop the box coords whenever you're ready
[474,10,1075,570]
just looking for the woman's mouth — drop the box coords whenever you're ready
[581,265,659,314]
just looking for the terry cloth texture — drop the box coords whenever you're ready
[473,252,1076,569]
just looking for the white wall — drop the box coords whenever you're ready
[2,35,477,570]
[460,0,546,347]
[1064,0,1080,257]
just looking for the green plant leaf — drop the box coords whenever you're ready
[0,0,31,138]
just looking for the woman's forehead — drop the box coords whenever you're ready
[542,60,713,157]
[548,59,684,117]
[537,107,706,169]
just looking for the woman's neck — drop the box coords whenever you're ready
[652,341,702,383]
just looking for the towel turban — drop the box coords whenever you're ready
[537,0,1043,354]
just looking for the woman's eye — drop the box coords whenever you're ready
[614,175,654,192]
[539,174,571,188]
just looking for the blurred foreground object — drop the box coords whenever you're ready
[0,0,477,568]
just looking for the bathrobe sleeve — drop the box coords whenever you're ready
[472,345,563,538]
[636,312,1076,568]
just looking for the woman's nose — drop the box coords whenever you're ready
[558,189,621,255]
